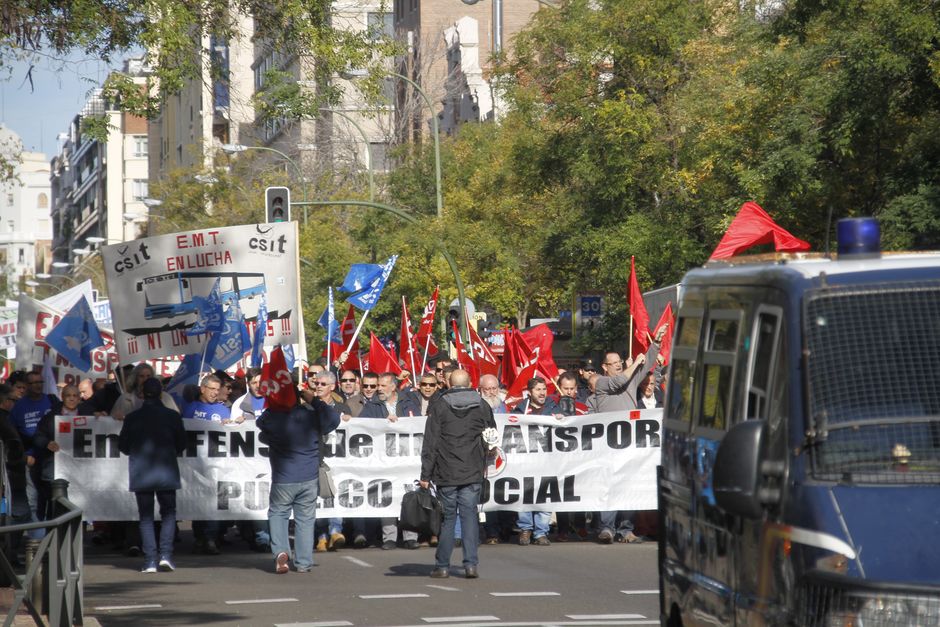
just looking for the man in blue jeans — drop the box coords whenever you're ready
[420,369,497,579]
[257,386,340,573]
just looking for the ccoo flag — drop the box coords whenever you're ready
[317,287,342,344]
[207,298,251,371]
[346,255,398,311]
[44,295,105,372]
[251,293,268,368]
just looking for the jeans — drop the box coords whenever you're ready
[268,479,318,570]
[23,472,45,540]
[599,510,635,536]
[316,517,343,540]
[135,490,177,563]
[517,511,551,538]
[436,483,482,569]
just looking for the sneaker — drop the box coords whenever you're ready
[404,539,420,550]
[295,565,313,573]
[518,530,532,546]
[275,551,289,574]
[141,561,157,574]
[353,534,368,548]
[158,557,175,572]
[316,537,328,553]
[381,540,397,550]
[429,535,439,547]
[617,531,644,544]
[205,539,221,555]
[533,535,551,546]
[329,532,346,551]
[597,529,614,544]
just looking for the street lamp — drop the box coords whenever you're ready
[221,143,309,216]
[37,272,79,287]
[343,69,442,218]
[125,211,184,233]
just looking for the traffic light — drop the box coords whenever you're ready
[265,186,291,223]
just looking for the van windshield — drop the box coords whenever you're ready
[805,280,940,483]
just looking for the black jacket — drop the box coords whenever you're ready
[118,400,187,492]
[0,408,25,490]
[420,387,496,487]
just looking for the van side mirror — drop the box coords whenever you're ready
[714,419,767,519]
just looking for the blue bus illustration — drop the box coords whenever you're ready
[137,271,266,320]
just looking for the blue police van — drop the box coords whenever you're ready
[658,218,940,626]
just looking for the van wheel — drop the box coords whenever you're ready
[666,605,683,627]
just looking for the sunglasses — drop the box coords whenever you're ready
[340,378,357,383]
[420,382,438,387]
[361,384,378,389]
[314,382,332,387]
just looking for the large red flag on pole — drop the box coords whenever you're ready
[710,201,811,259]
[368,332,402,375]
[415,286,440,372]
[451,320,480,387]
[499,328,517,389]
[519,324,560,381]
[628,256,650,359]
[467,324,500,378]
[260,345,297,412]
[323,305,360,370]
[400,296,418,376]
[653,303,675,365]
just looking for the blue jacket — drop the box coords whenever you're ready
[10,394,58,457]
[118,400,187,492]
[257,399,340,484]
[511,396,559,416]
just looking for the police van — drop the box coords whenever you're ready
[658,218,940,626]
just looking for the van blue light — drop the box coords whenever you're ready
[837,217,881,257]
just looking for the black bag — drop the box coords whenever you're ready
[399,484,443,536]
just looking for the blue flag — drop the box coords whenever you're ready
[44,296,105,372]
[346,255,398,311]
[282,343,295,370]
[188,279,225,336]
[251,293,268,368]
[340,263,384,293]
[207,298,251,371]
[317,287,342,344]
[165,353,202,406]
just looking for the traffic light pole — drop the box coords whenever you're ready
[292,199,468,344]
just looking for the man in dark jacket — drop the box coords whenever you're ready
[257,395,340,574]
[118,378,187,573]
[420,369,497,579]
[0,383,29,566]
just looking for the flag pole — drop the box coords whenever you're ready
[404,296,417,378]
[628,314,634,361]
[345,309,370,356]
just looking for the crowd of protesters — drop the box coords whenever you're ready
[0,324,667,577]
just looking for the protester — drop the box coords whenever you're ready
[228,368,265,424]
[398,373,438,416]
[478,374,507,413]
[257,384,341,573]
[78,378,95,401]
[111,363,178,421]
[636,370,664,408]
[420,369,497,579]
[310,371,351,553]
[576,360,596,402]
[0,383,30,565]
[118,378,187,573]
[346,372,379,417]
[337,370,359,401]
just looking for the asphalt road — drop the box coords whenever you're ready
[83,529,661,627]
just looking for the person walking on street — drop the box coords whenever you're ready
[420,369,497,579]
[118,378,187,573]
[257,390,341,573]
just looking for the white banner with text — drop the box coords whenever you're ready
[55,409,662,520]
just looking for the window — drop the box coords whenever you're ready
[698,311,740,430]
[134,136,148,157]
[667,311,703,424]
[368,12,395,40]
[37,193,48,209]
[746,308,782,421]
[18,248,24,263]
[132,179,149,200]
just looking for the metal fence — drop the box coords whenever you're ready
[0,440,84,627]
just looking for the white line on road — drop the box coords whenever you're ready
[422,616,500,623]
[275,622,354,627]
[489,592,561,597]
[383,622,657,626]
[94,604,163,611]
[342,555,374,567]
[225,597,299,605]
[620,589,658,595]
[359,593,430,599]
[426,584,461,591]
[567,614,646,620]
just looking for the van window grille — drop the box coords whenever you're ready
[796,571,940,626]
[804,281,940,482]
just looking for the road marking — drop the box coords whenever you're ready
[620,589,658,595]
[342,555,373,567]
[225,597,299,605]
[489,591,561,597]
[94,604,163,611]
[359,593,430,599]
[567,614,646,620]
[422,616,500,623]
[386,622,657,626]
[426,584,461,591]
[275,623,354,627]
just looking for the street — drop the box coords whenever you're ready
[83,531,660,627]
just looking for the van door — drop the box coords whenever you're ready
[689,303,743,625]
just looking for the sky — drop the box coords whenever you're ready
[0,52,124,158]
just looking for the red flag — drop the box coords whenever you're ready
[628,256,650,359]
[260,345,297,412]
[451,320,480,386]
[322,305,360,370]
[499,328,517,389]
[653,303,675,365]
[520,323,560,380]
[400,296,419,375]
[368,332,402,375]
[710,201,811,259]
[413,287,440,362]
[467,324,500,378]
[504,359,539,409]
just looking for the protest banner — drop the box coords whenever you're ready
[55,409,662,521]
[4,281,96,354]
[99,222,305,364]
